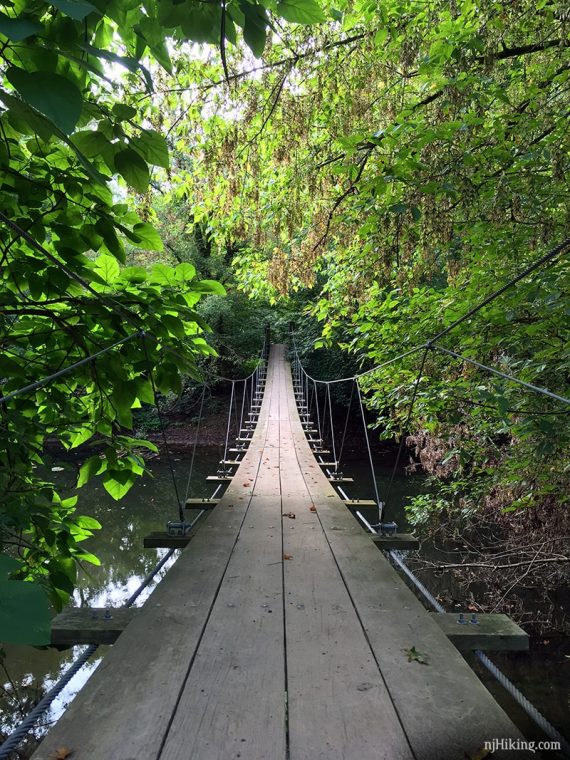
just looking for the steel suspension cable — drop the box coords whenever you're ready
[356,379,383,520]
[313,380,323,442]
[325,383,337,468]
[183,384,207,505]
[0,332,143,405]
[383,346,430,514]
[222,381,236,466]
[141,334,184,522]
[431,345,570,406]
[337,380,355,470]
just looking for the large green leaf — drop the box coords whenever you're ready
[6,68,83,135]
[0,12,41,40]
[276,0,326,24]
[114,149,150,193]
[131,129,170,169]
[51,0,99,20]
[0,579,51,645]
[240,2,267,58]
[103,469,136,500]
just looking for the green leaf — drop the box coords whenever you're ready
[130,222,163,251]
[0,554,21,579]
[112,103,137,121]
[94,254,120,284]
[77,455,107,487]
[102,469,136,500]
[131,129,170,169]
[6,68,83,135]
[75,515,102,530]
[276,0,326,24]
[0,12,42,41]
[0,579,51,645]
[174,262,196,281]
[239,2,267,58]
[114,149,150,193]
[51,0,99,21]
[195,279,227,295]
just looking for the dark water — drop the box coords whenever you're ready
[1,447,568,752]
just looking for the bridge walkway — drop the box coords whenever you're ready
[32,345,530,760]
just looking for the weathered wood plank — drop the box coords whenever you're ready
[343,499,377,507]
[143,531,192,548]
[51,608,137,647]
[280,356,414,760]
[31,358,274,760]
[431,612,529,651]
[159,348,286,760]
[185,498,219,508]
[371,533,420,550]
[283,351,534,760]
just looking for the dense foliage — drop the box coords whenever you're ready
[165,0,569,524]
[1,0,568,646]
[0,0,324,643]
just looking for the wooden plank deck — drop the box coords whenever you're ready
[33,345,532,760]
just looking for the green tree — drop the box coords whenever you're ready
[0,0,327,644]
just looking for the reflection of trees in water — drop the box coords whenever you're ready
[0,455,220,749]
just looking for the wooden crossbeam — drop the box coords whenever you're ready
[229,447,248,453]
[343,499,377,507]
[327,476,354,483]
[206,475,233,482]
[219,460,242,465]
[51,607,137,647]
[143,532,192,549]
[430,613,528,652]
[317,461,337,467]
[185,498,219,508]
[236,436,253,442]
[371,534,419,550]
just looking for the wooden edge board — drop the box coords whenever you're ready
[343,499,377,507]
[51,607,137,647]
[371,534,420,550]
[143,532,191,548]
[185,498,219,508]
[430,613,529,651]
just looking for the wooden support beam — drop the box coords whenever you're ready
[51,607,137,647]
[371,534,419,550]
[206,475,233,482]
[229,447,248,453]
[236,436,253,442]
[143,532,192,549]
[317,461,337,467]
[343,499,377,507]
[327,476,354,483]
[185,498,219,508]
[219,460,242,466]
[430,613,529,652]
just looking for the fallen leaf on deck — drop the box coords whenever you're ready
[464,748,492,760]
[283,553,293,560]
[404,646,429,665]
[309,506,317,512]
[282,512,296,519]
[242,483,250,487]
[51,749,73,760]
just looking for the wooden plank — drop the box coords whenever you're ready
[371,533,420,550]
[431,613,529,651]
[32,358,273,760]
[326,476,354,483]
[343,499,377,507]
[283,353,534,760]
[185,498,219,508]
[51,608,137,647]
[159,347,286,760]
[206,475,232,482]
[219,459,242,465]
[279,355,415,760]
[143,531,191,548]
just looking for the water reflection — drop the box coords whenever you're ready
[0,448,220,749]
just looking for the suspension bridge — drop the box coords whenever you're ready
[26,343,541,760]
